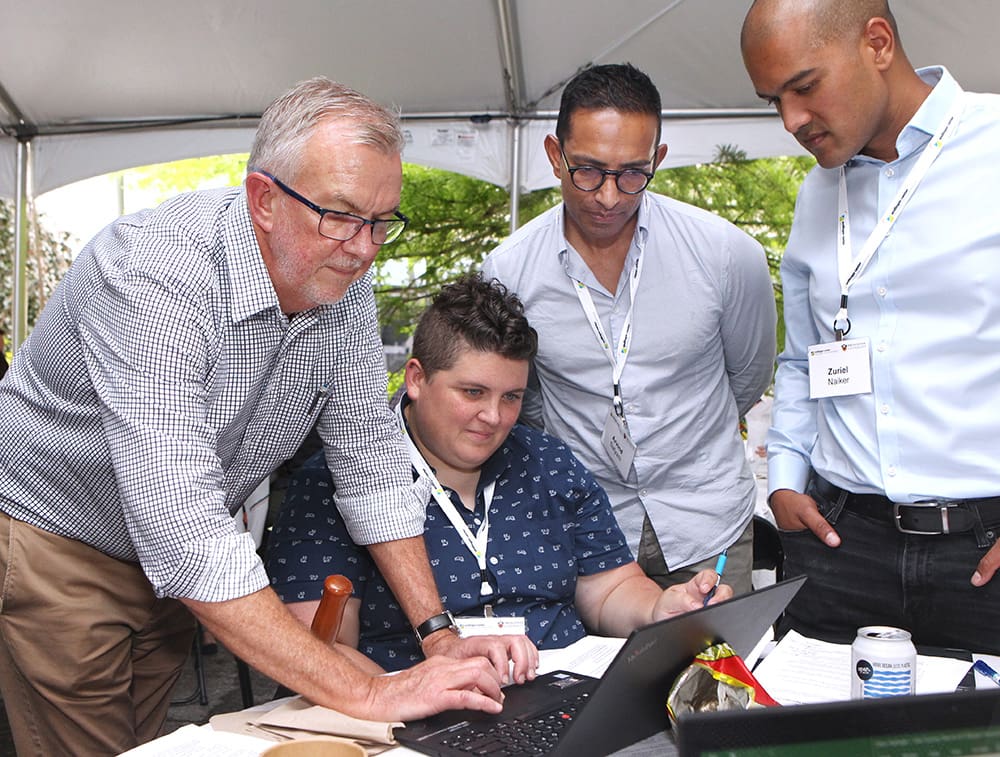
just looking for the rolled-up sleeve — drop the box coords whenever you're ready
[316,283,426,545]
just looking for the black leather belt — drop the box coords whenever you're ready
[814,477,1000,535]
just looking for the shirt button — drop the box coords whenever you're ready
[626,403,638,414]
[474,517,481,525]
[885,167,895,178]
[877,342,887,352]
[887,465,897,477]
[878,286,888,297]
[489,556,499,565]
[880,404,890,414]
[639,489,648,497]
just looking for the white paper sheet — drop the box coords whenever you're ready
[752,630,974,705]
[536,635,627,678]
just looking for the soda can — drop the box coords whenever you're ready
[851,626,916,699]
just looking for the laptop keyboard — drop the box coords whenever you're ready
[438,690,591,755]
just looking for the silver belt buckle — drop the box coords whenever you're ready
[893,501,954,535]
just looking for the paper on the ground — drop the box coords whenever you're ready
[536,635,626,678]
[752,630,973,705]
[117,723,270,757]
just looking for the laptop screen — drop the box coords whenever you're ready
[399,577,807,757]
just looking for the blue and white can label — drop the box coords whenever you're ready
[851,626,916,699]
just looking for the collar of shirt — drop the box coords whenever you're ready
[225,190,284,323]
[556,192,651,294]
[849,66,959,169]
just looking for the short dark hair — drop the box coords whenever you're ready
[555,63,662,144]
[411,273,538,376]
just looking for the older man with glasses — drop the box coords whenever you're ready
[0,77,517,757]
[483,63,776,599]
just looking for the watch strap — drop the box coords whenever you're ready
[414,610,457,644]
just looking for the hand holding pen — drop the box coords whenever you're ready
[703,550,728,606]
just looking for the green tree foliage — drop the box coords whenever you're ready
[373,165,559,333]
[6,149,811,367]
[127,154,248,203]
[122,150,814,356]
[0,199,75,346]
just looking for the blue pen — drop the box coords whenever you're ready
[974,660,1000,687]
[703,550,728,606]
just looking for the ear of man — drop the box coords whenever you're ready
[245,171,278,232]
[862,16,896,72]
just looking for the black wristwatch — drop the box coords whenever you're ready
[414,610,458,644]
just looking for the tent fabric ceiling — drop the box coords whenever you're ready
[0,0,995,197]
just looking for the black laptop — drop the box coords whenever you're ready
[396,575,806,757]
[675,685,1000,756]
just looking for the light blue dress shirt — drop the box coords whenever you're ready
[484,193,775,567]
[769,67,1000,501]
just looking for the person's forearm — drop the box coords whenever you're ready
[182,587,378,717]
[588,575,661,637]
[367,535,446,630]
[576,564,660,638]
[186,586,507,721]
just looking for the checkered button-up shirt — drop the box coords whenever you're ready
[0,187,423,602]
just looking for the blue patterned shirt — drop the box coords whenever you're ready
[267,421,633,671]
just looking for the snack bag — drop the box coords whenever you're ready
[666,642,778,724]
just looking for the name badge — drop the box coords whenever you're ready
[455,616,527,637]
[808,338,873,399]
[602,406,637,479]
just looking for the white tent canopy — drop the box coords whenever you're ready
[2,0,996,343]
[3,0,996,193]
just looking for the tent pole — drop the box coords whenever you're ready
[11,138,31,354]
[508,120,522,233]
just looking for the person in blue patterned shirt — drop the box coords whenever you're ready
[266,273,731,673]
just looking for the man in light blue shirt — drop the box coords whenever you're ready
[482,64,776,595]
[743,0,1000,653]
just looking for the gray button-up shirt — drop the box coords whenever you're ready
[483,193,775,567]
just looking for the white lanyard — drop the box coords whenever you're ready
[833,94,965,339]
[570,246,644,417]
[396,401,496,596]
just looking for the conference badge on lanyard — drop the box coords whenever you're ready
[602,405,637,479]
[455,615,527,637]
[807,338,872,399]
[807,93,963,401]
[571,247,645,481]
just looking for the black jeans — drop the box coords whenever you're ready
[778,478,1000,655]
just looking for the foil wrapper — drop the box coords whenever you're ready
[666,642,778,724]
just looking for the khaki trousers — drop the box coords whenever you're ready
[0,513,196,756]
[637,514,754,596]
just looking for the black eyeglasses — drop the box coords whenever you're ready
[559,145,655,195]
[256,170,409,245]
